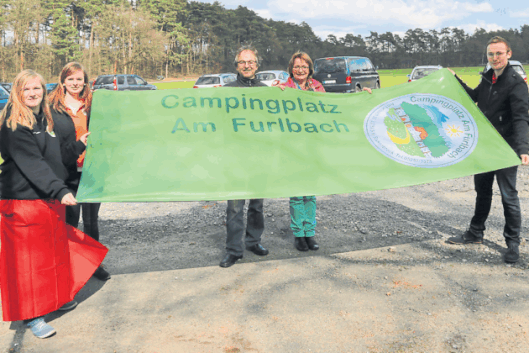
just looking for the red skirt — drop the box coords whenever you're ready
[0,199,108,321]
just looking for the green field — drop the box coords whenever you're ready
[378,65,529,89]
[378,67,483,88]
[152,81,195,89]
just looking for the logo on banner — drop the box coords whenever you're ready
[364,94,478,168]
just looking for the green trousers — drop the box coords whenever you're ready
[289,196,316,237]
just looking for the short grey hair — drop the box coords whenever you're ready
[233,45,260,67]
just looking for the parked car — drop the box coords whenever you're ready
[407,65,443,82]
[256,70,289,86]
[313,56,380,93]
[0,85,9,110]
[482,60,527,84]
[92,74,157,91]
[0,83,12,93]
[46,83,58,93]
[193,73,237,88]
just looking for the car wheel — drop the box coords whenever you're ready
[355,86,361,93]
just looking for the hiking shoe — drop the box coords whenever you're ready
[294,237,309,251]
[58,300,77,311]
[305,236,319,251]
[504,243,519,263]
[26,318,56,339]
[447,230,483,244]
[93,266,111,281]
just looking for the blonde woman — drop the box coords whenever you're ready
[0,70,107,338]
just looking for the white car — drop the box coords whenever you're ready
[407,65,443,82]
[256,70,289,86]
[193,73,237,88]
[483,60,527,83]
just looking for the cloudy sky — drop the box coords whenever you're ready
[197,0,529,39]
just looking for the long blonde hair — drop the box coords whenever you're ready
[48,62,92,117]
[0,69,53,132]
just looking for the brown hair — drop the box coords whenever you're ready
[487,36,512,53]
[288,52,314,79]
[48,62,92,117]
[0,69,53,132]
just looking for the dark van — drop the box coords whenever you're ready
[313,56,380,93]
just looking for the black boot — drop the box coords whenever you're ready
[504,243,519,263]
[305,236,319,251]
[295,237,308,251]
[93,265,111,281]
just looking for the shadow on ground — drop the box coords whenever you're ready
[95,191,523,275]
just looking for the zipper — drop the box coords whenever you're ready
[482,75,493,102]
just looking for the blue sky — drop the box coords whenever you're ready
[197,0,529,40]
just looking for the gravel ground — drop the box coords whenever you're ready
[4,167,529,353]
[93,166,529,275]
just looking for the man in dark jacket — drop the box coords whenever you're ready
[447,36,529,263]
[220,46,269,268]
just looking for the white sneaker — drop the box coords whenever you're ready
[26,318,56,339]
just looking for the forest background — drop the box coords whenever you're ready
[1,0,529,82]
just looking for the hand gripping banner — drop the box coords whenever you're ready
[76,69,521,202]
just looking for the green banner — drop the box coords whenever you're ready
[77,69,520,202]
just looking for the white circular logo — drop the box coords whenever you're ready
[364,94,478,168]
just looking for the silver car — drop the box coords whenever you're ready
[256,70,289,86]
[407,65,443,82]
[193,73,237,88]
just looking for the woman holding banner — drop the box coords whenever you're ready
[275,52,372,251]
[49,62,110,281]
[275,52,325,251]
[0,69,107,338]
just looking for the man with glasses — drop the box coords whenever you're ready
[220,45,269,268]
[447,36,529,263]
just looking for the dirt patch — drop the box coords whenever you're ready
[4,168,529,352]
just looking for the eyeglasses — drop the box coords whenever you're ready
[237,60,257,67]
[487,51,507,58]
[293,66,310,71]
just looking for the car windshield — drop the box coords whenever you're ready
[512,65,525,76]
[0,86,8,99]
[223,75,236,83]
[411,68,439,80]
[256,73,276,81]
[196,76,220,85]
[314,58,346,74]
[95,76,114,85]
[135,76,147,85]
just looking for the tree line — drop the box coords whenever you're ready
[1,0,529,82]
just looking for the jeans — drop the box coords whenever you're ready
[226,199,264,256]
[469,165,521,245]
[289,196,316,237]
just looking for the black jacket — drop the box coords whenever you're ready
[456,63,529,156]
[51,108,86,189]
[0,109,70,200]
[224,74,267,87]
